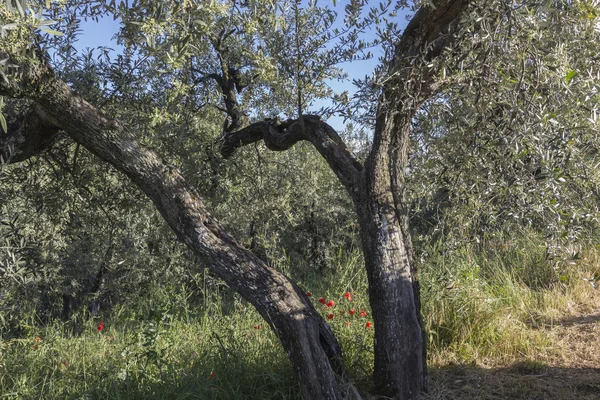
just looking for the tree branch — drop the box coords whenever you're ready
[1,49,354,399]
[220,115,363,199]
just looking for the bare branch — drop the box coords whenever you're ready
[221,115,363,199]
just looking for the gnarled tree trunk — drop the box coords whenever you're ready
[0,56,358,400]
[218,2,472,398]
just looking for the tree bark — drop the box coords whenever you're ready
[219,2,472,398]
[358,111,427,399]
[0,58,359,400]
[360,2,472,397]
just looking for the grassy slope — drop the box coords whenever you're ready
[1,243,599,399]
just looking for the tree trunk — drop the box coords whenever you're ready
[358,206,426,399]
[355,111,427,400]
[0,68,356,400]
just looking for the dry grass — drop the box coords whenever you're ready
[425,254,600,400]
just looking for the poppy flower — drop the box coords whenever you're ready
[253,325,261,329]
[209,372,217,380]
[97,321,105,332]
[35,337,41,342]
[327,313,334,320]
[344,292,353,301]
[346,322,351,327]
[360,310,367,317]
[306,291,312,297]
[318,297,326,304]
[326,300,335,308]
[365,321,372,328]
[32,345,38,350]
[349,309,355,316]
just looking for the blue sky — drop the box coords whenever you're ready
[74,2,409,131]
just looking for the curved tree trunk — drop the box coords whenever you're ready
[0,63,357,400]
[0,1,475,399]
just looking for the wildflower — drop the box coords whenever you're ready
[349,309,355,316]
[327,313,334,320]
[97,321,105,332]
[306,291,312,297]
[344,292,353,301]
[32,345,38,350]
[253,325,261,329]
[360,310,367,317]
[35,337,41,342]
[346,322,351,327]
[318,297,326,304]
[209,372,217,380]
[365,321,372,328]
[326,300,335,308]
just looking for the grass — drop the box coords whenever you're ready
[1,237,599,399]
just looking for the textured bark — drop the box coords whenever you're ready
[220,1,472,399]
[221,115,363,200]
[0,59,359,400]
[360,2,472,397]
[0,1,472,398]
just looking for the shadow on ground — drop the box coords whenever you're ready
[427,363,600,400]
[556,313,600,327]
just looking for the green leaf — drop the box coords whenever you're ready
[35,20,58,27]
[0,113,6,134]
[565,70,577,85]
[38,26,64,36]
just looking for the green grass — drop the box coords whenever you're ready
[1,236,599,399]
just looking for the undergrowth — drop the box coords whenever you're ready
[1,235,599,399]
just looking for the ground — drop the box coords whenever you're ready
[427,305,600,399]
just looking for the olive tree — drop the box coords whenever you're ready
[2,1,599,399]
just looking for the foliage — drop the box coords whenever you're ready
[1,0,600,397]
[1,235,599,399]
[405,2,600,258]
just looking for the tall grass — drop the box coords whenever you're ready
[1,233,599,399]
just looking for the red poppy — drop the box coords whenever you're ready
[344,292,353,301]
[365,321,372,328]
[327,313,334,320]
[318,297,326,304]
[253,325,261,329]
[209,372,217,380]
[32,345,38,350]
[97,321,105,332]
[345,322,351,327]
[349,309,355,316]
[360,310,367,317]
[35,337,41,342]
[306,291,312,297]
[326,300,335,308]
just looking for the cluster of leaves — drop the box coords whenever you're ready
[0,0,363,330]
[405,1,600,259]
